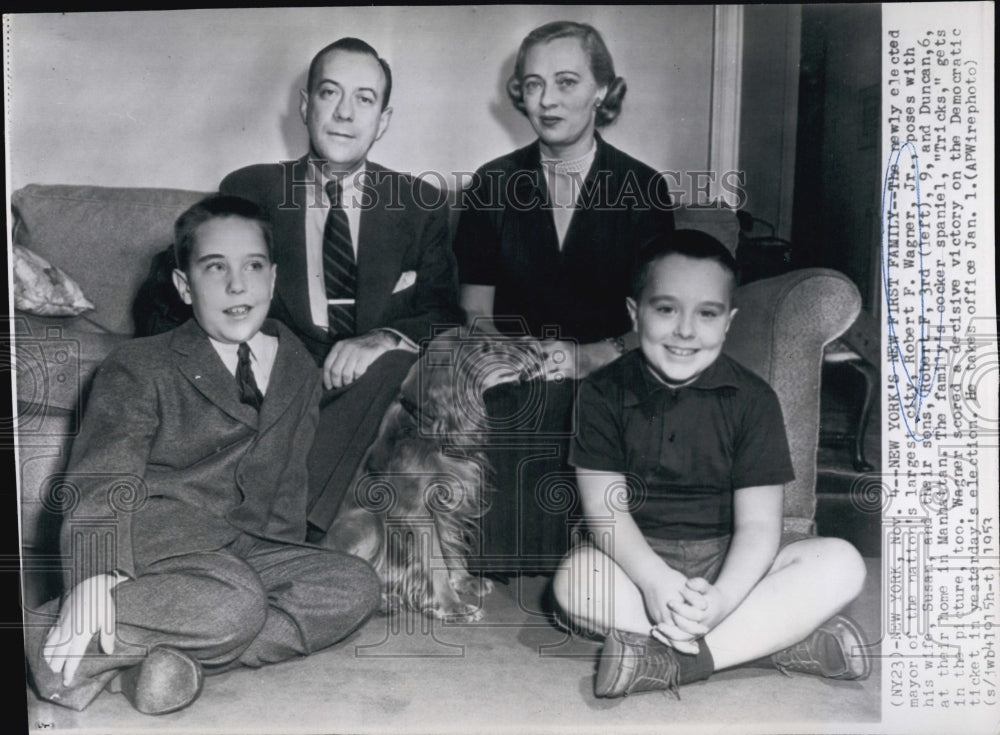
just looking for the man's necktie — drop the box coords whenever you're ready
[237,342,264,410]
[323,179,357,336]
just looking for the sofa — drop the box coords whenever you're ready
[10,183,861,613]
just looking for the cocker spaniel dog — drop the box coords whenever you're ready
[325,328,544,622]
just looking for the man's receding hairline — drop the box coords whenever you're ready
[309,47,388,97]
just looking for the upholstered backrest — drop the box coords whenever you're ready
[11,183,745,335]
[11,185,209,335]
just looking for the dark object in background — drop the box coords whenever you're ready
[132,246,191,337]
[735,211,794,285]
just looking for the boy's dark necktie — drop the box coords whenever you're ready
[237,342,263,410]
[323,179,357,336]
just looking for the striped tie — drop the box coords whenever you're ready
[323,179,356,336]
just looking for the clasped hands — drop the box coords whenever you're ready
[643,573,731,655]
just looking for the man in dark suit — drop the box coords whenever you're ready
[220,38,463,537]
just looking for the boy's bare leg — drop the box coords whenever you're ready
[699,536,866,669]
[553,542,659,636]
[554,536,867,669]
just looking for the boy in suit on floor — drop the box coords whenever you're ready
[26,195,380,715]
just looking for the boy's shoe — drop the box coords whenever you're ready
[771,614,871,680]
[594,630,681,699]
[112,646,204,715]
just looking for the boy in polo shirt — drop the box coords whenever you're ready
[552,230,871,698]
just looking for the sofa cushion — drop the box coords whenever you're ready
[11,185,209,335]
[12,245,95,316]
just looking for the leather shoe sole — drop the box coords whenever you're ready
[116,646,203,715]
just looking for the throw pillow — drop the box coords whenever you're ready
[13,246,95,316]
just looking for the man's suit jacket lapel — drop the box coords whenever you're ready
[355,162,408,333]
[170,320,259,428]
[270,156,327,345]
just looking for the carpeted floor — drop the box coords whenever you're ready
[27,554,881,734]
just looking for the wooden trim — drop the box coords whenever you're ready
[709,5,744,207]
[776,5,802,242]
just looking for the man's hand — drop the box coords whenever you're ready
[323,330,400,389]
[43,573,122,686]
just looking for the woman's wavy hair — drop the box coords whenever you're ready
[506,20,626,128]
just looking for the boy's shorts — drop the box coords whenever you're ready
[645,530,814,584]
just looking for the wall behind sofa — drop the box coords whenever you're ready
[6,6,714,193]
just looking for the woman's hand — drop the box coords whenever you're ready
[540,339,575,380]
[540,340,620,381]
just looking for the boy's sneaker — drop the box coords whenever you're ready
[594,630,681,699]
[771,614,870,680]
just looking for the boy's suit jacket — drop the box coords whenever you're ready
[220,157,463,363]
[59,318,322,588]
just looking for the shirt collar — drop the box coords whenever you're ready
[306,159,367,204]
[208,329,274,364]
[622,350,743,407]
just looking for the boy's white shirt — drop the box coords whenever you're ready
[209,330,279,395]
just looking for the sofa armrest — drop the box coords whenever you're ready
[13,314,129,414]
[724,268,862,523]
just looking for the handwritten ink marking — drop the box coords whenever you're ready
[881,140,946,441]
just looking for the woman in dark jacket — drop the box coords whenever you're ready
[453,20,675,573]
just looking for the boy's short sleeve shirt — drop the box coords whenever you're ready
[569,350,795,540]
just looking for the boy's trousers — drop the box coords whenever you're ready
[26,533,380,710]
